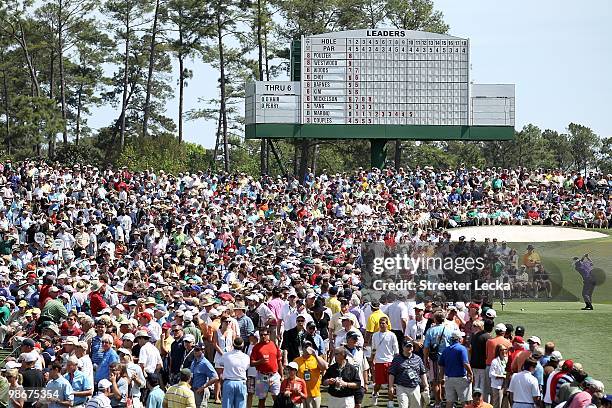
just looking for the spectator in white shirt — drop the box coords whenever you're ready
[135,330,162,376]
[386,293,409,347]
[371,317,399,405]
[508,358,541,408]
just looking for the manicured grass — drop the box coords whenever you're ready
[497,300,612,388]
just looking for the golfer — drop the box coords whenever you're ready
[573,254,595,310]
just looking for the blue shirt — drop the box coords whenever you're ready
[65,370,92,405]
[438,342,469,378]
[424,325,452,356]
[46,375,74,408]
[190,356,217,389]
[147,386,165,408]
[533,362,544,386]
[236,314,254,342]
[91,336,104,365]
[95,349,119,383]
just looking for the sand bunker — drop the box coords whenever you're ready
[449,225,607,243]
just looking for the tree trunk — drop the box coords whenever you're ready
[298,139,309,182]
[311,141,318,175]
[18,24,41,97]
[212,111,222,170]
[257,0,267,175]
[1,64,10,155]
[142,0,161,138]
[394,139,401,170]
[178,54,184,143]
[292,141,298,175]
[119,4,131,150]
[75,83,83,145]
[48,47,56,158]
[217,13,229,172]
[264,20,270,81]
[58,0,68,144]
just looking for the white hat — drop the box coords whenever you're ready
[494,323,507,332]
[528,336,541,344]
[134,330,150,339]
[183,334,196,343]
[5,360,21,369]
[19,352,38,363]
[451,331,466,340]
[485,309,497,318]
[98,379,113,390]
[414,303,426,310]
[63,336,79,345]
[122,333,135,342]
[117,348,132,356]
[183,312,193,321]
[287,362,299,370]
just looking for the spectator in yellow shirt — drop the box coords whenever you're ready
[325,287,341,315]
[365,300,391,346]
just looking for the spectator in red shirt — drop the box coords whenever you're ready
[38,275,54,307]
[60,313,83,337]
[527,207,541,225]
[88,281,107,317]
[280,362,307,405]
[250,327,283,408]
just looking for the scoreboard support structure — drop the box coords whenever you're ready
[245,29,515,169]
[371,139,388,169]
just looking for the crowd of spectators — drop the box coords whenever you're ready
[0,160,608,408]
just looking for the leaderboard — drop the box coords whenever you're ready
[301,30,470,126]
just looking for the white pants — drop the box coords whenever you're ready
[304,396,321,408]
[328,395,355,408]
[396,384,421,408]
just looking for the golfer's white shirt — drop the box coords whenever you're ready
[372,331,399,363]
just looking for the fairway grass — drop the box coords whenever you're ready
[497,301,611,387]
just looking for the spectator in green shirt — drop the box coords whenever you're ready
[41,286,68,324]
[0,296,10,325]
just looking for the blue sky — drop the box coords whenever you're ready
[88,0,612,147]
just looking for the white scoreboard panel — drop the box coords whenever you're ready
[301,30,469,126]
[245,81,300,124]
[471,84,515,126]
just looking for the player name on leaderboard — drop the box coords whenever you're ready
[301,30,470,126]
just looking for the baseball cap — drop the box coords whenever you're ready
[180,368,192,376]
[451,331,465,341]
[19,352,38,363]
[287,362,299,370]
[122,333,135,342]
[513,336,525,344]
[528,336,541,344]
[473,388,483,396]
[485,309,497,318]
[183,334,195,343]
[402,340,414,348]
[98,379,112,390]
[494,323,507,332]
[585,379,605,398]
[21,338,36,348]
